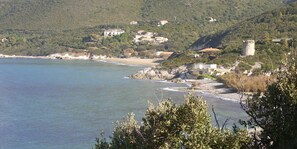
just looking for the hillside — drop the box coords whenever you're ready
[163,2,297,72]
[191,2,297,51]
[0,0,285,30]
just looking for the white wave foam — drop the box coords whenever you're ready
[213,95,240,103]
[161,87,188,92]
[96,60,139,67]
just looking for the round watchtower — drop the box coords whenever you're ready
[242,40,255,56]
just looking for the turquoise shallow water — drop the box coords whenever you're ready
[0,58,246,149]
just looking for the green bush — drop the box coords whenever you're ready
[241,53,297,148]
[95,94,250,149]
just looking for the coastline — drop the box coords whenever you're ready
[0,54,245,102]
[161,79,247,102]
[0,54,161,67]
[101,57,162,67]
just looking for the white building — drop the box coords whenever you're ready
[133,31,168,44]
[158,20,168,26]
[193,63,218,75]
[104,29,125,37]
[155,37,168,44]
[194,63,217,70]
[130,21,138,25]
[207,17,217,22]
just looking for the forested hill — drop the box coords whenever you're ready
[190,2,297,51]
[0,0,285,30]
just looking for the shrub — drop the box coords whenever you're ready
[95,94,250,149]
[241,53,297,148]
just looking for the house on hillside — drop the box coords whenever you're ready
[155,37,169,44]
[199,48,221,53]
[130,21,138,25]
[207,17,217,22]
[104,29,125,37]
[155,51,174,58]
[158,20,168,26]
[194,48,221,58]
[193,63,217,74]
[272,38,292,44]
[133,30,168,44]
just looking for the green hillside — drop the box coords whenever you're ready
[0,0,285,30]
[163,2,297,71]
[191,2,297,51]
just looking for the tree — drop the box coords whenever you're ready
[95,94,249,149]
[241,52,297,148]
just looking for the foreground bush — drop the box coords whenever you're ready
[241,54,297,148]
[95,94,249,149]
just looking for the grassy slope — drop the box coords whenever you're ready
[0,0,285,30]
[164,3,297,70]
[141,0,284,22]
[0,0,143,30]
[191,2,297,51]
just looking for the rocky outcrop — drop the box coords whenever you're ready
[130,65,190,81]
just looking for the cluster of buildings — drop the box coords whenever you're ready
[133,30,168,44]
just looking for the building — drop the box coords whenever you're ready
[193,63,217,70]
[104,29,125,37]
[207,17,217,22]
[155,51,174,58]
[242,40,255,56]
[158,20,168,26]
[272,38,292,44]
[154,37,169,44]
[133,30,168,44]
[193,63,217,74]
[199,48,221,53]
[130,21,138,25]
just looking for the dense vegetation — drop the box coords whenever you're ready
[241,54,297,148]
[0,0,293,59]
[191,2,297,51]
[0,0,284,30]
[161,2,297,71]
[95,94,249,149]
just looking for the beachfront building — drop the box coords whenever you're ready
[104,29,125,37]
[193,63,217,74]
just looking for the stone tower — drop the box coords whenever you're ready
[242,40,255,56]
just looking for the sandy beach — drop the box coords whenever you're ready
[0,54,162,66]
[164,79,247,102]
[103,57,163,66]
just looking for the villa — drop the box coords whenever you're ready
[158,20,169,26]
[104,29,125,37]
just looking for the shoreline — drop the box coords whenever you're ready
[0,54,161,67]
[161,79,247,102]
[0,54,245,102]
[101,57,162,67]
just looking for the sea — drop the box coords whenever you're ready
[0,58,247,149]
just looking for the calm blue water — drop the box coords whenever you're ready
[0,58,246,149]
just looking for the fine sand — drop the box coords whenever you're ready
[103,57,163,66]
[0,54,162,66]
[165,79,247,102]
